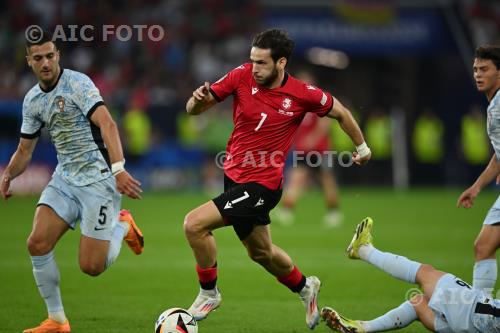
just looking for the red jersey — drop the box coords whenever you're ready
[210,63,334,190]
[294,112,331,154]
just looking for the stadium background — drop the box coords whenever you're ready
[0,0,499,332]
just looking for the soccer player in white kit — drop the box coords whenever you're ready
[458,45,500,297]
[0,30,144,333]
[322,218,500,333]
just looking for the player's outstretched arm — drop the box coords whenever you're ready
[90,105,142,199]
[458,153,500,208]
[326,98,371,165]
[1,138,38,200]
[186,81,217,115]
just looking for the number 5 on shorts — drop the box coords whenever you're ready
[98,205,107,225]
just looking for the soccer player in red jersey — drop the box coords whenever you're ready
[184,28,371,329]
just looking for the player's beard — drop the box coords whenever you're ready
[260,66,279,88]
[38,66,59,88]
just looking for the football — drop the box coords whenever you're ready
[155,308,198,333]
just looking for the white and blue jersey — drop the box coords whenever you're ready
[487,88,500,161]
[483,89,500,225]
[429,274,500,333]
[21,68,111,186]
[472,298,500,332]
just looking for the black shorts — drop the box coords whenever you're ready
[212,175,282,240]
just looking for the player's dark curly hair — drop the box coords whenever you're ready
[252,28,295,64]
[475,45,500,69]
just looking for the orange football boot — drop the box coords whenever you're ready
[23,318,71,333]
[119,209,144,255]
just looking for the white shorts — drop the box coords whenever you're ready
[471,298,500,332]
[38,173,121,241]
[483,195,500,225]
[429,274,482,333]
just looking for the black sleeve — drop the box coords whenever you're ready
[86,101,106,120]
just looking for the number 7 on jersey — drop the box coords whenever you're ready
[255,112,267,131]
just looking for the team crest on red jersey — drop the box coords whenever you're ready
[282,98,292,109]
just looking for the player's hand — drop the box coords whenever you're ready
[496,173,500,185]
[352,151,371,166]
[457,186,480,209]
[115,171,142,199]
[0,174,13,201]
[192,82,211,103]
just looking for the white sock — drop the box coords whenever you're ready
[31,251,67,323]
[358,244,375,260]
[200,287,219,296]
[473,259,497,296]
[49,311,67,324]
[105,221,128,268]
[360,245,421,283]
[362,301,417,332]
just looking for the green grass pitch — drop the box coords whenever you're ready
[0,188,497,332]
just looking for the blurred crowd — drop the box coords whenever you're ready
[0,0,261,142]
[463,0,500,46]
[0,0,499,188]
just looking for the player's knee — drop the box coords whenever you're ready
[474,239,494,259]
[183,211,205,239]
[79,260,105,276]
[26,235,53,256]
[415,264,438,286]
[418,264,436,276]
[183,213,198,238]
